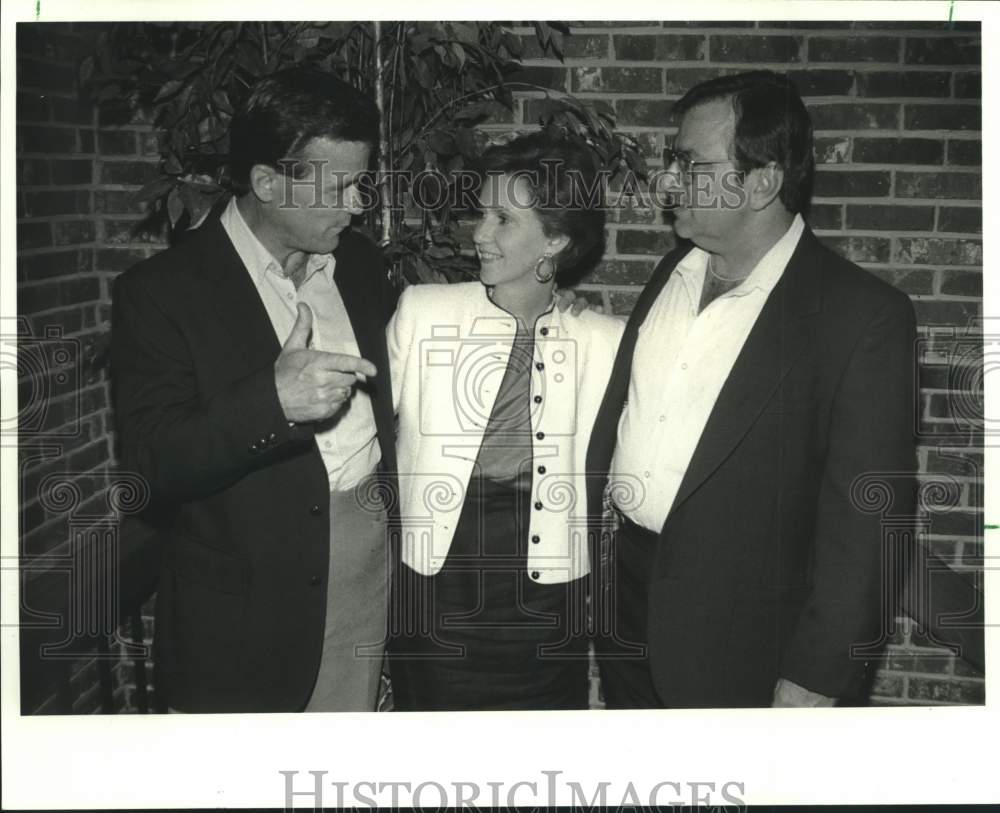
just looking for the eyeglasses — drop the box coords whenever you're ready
[662,146,734,176]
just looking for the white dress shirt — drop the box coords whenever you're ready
[610,214,806,532]
[220,197,381,492]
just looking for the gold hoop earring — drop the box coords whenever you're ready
[534,254,555,284]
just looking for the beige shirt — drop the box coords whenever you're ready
[610,214,806,532]
[220,197,381,492]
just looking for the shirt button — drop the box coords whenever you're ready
[540,327,549,336]
[681,362,688,370]
[531,535,540,544]
[536,431,545,440]
[534,395,542,404]
[286,293,294,301]
[644,471,651,478]
[534,501,543,511]
[537,465,546,475]
[309,504,323,516]
[535,362,545,371]
[308,576,322,587]
[323,440,333,449]
[659,415,666,423]
[530,571,540,580]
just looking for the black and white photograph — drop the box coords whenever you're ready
[2,0,995,808]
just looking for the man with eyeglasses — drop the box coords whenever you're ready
[587,70,917,708]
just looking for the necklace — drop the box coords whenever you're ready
[707,254,747,285]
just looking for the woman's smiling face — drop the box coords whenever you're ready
[473,173,567,288]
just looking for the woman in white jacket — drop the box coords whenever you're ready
[386,132,624,710]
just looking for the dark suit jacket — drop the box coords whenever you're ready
[111,216,398,712]
[587,227,918,707]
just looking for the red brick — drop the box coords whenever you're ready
[786,69,855,97]
[708,35,801,63]
[589,259,656,285]
[18,222,53,250]
[809,103,899,130]
[614,34,706,61]
[16,57,77,92]
[912,300,980,327]
[808,36,899,63]
[616,99,675,128]
[52,220,96,246]
[18,276,101,315]
[814,170,890,198]
[50,159,94,185]
[856,71,950,97]
[867,268,934,296]
[94,248,149,273]
[99,161,161,186]
[17,158,51,186]
[97,130,138,155]
[845,204,934,231]
[805,203,842,230]
[518,33,608,60]
[18,124,77,153]
[818,236,891,264]
[895,172,980,200]
[50,96,95,125]
[869,673,904,698]
[853,137,943,164]
[814,137,850,164]
[18,249,94,282]
[937,206,981,234]
[571,67,661,94]
[946,139,980,166]
[615,228,673,256]
[508,65,568,91]
[896,237,981,266]
[93,191,145,215]
[923,449,980,477]
[18,91,51,122]
[939,270,982,297]
[953,72,981,99]
[102,220,167,246]
[904,37,981,66]
[906,675,984,703]
[20,190,91,218]
[609,291,640,315]
[904,104,980,131]
[25,306,85,337]
[885,649,953,674]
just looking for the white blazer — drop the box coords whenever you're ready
[387,282,625,584]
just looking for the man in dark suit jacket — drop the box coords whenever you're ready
[588,71,917,708]
[112,70,398,712]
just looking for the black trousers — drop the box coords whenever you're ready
[595,515,665,709]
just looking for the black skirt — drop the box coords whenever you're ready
[389,473,589,711]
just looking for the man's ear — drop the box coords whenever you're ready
[249,164,279,204]
[748,162,784,211]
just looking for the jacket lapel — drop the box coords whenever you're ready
[664,228,823,524]
[200,218,284,368]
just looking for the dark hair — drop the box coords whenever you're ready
[228,68,379,196]
[674,70,814,214]
[475,131,606,284]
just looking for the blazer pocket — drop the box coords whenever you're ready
[166,533,249,596]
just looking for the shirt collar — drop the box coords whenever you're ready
[220,197,336,287]
[673,213,805,299]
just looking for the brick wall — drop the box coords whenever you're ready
[16,22,165,713]
[15,20,983,711]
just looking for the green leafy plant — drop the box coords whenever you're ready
[83,21,647,286]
